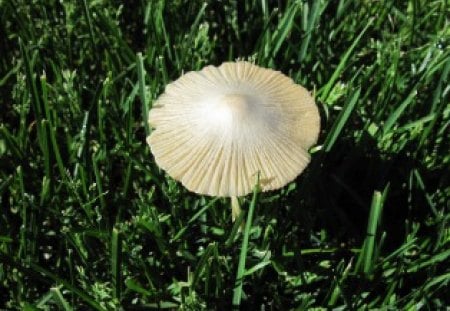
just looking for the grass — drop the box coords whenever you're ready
[0,0,449,309]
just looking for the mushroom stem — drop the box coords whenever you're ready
[231,196,241,222]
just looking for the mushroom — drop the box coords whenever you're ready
[147,61,320,219]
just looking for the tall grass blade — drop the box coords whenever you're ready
[323,88,361,152]
[50,287,73,311]
[137,52,150,136]
[298,0,324,62]
[232,180,259,307]
[362,191,384,275]
[319,20,372,102]
[111,227,122,300]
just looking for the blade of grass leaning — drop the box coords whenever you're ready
[30,262,105,311]
[111,227,122,300]
[0,253,105,311]
[319,19,373,102]
[419,58,450,148]
[121,84,138,197]
[17,166,26,260]
[243,260,270,276]
[19,38,42,123]
[270,1,300,58]
[362,191,383,275]
[39,176,50,207]
[124,84,139,144]
[298,0,325,62]
[225,210,247,247]
[192,243,215,289]
[0,61,20,86]
[382,84,418,135]
[413,169,439,217]
[50,287,73,311]
[81,0,97,59]
[382,279,398,306]
[179,2,208,68]
[171,198,219,242]
[98,79,108,146]
[35,290,54,309]
[232,180,259,307]
[73,111,89,180]
[19,39,49,175]
[92,153,106,210]
[95,10,135,63]
[406,249,450,273]
[39,75,83,208]
[125,278,153,296]
[0,125,24,160]
[327,258,353,307]
[336,0,353,19]
[137,52,150,136]
[323,87,361,152]
[258,0,273,60]
[421,272,450,293]
[39,74,51,182]
[158,6,173,62]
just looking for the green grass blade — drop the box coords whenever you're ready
[298,0,324,62]
[92,153,106,210]
[271,2,300,57]
[30,263,105,311]
[319,20,373,102]
[232,181,259,307]
[171,198,218,242]
[382,86,418,135]
[0,253,105,310]
[19,39,50,173]
[0,125,24,160]
[362,191,383,275]
[19,38,42,123]
[327,258,352,307]
[323,88,361,152]
[419,57,450,148]
[81,0,97,58]
[73,111,89,180]
[137,52,150,136]
[17,166,27,260]
[39,74,51,182]
[35,290,54,308]
[50,287,73,311]
[111,227,122,300]
[413,169,439,216]
[243,260,270,276]
[192,243,215,289]
[225,210,247,247]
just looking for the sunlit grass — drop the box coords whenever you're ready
[0,0,449,309]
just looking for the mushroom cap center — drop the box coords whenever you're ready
[199,92,268,132]
[219,94,250,118]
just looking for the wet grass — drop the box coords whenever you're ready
[0,0,449,309]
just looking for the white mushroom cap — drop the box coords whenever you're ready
[147,61,320,197]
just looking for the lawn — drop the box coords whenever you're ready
[0,0,449,310]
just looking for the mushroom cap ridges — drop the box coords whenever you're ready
[147,61,320,197]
